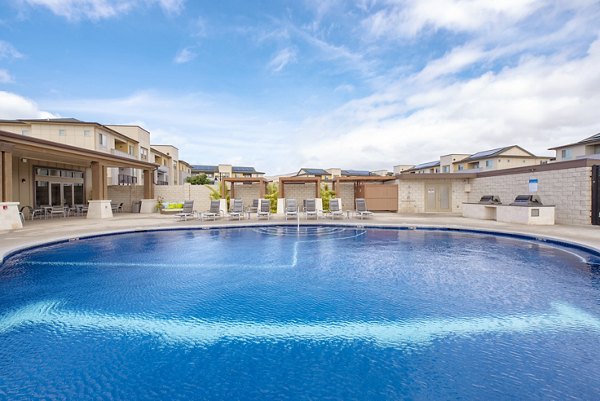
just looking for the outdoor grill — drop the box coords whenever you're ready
[509,195,543,206]
[478,195,501,205]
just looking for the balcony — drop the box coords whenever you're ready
[156,180,169,186]
[118,174,138,185]
[111,148,137,160]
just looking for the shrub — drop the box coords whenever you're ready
[320,184,336,211]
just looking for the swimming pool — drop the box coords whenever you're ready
[1,226,599,400]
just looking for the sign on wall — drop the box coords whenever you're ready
[528,178,538,193]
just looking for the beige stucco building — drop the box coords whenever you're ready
[549,133,600,162]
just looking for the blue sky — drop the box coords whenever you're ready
[1,0,599,174]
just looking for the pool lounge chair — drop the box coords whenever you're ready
[328,198,345,220]
[285,199,298,221]
[304,198,319,220]
[175,200,195,221]
[355,198,374,219]
[201,200,224,221]
[228,199,245,220]
[257,199,271,220]
[247,199,259,214]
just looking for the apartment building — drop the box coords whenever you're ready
[404,146,550,174]
[191,164,265,181]
[549,133,600,162]
[405,161,440,174]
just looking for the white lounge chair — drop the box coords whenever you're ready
[175,200,195,221]
[355,198,374,219]
[257,199,271,220]
[285,199,298,221]
[304,199,319,220]
[201,200,224,221]
[228,199,245,220]
[327,198,345,219]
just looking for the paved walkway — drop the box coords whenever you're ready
[1,212,599,262]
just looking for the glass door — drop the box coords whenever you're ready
[50,183,62,206]
[63,183,74,207]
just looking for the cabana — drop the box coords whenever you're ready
[221,177,269,210]
[277,176,322,214]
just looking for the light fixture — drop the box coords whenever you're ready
[21,178,26,183]
[21,158,28,163]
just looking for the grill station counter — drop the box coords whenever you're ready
[463,194,555,225]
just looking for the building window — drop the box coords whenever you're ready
[485,160,494,168]
[129,144,135,156]
[593,145,600,155]
[561,149,572,160]
[84,130,91,137]
[442,166,450,173]
[21,129,29,136]
[59,129,66,136]
[458,165,464,171]
[140,147,148,161]
[98,133,107,147]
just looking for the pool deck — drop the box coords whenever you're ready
[1,212,599,262]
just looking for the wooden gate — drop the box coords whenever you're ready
[359,184,398,211]
[593,165,599,225]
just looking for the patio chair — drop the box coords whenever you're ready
[257,199,271,220]
[111,202,119,213]
[247,199,259,214]
[201,200,224,221]
[285,199,298,221]
[328,198,345,220]
[175,200,195,221]
[228,199,245,220]
[304,198,319,220]
[49,205,67,218]
[355,198,374,219]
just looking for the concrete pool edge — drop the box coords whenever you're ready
[2,221,600,266]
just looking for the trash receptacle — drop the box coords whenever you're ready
[132,201,141,213]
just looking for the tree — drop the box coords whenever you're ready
[186,174,212,185]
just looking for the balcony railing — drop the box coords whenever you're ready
[118,174,138,185]
[156,180,169,186]
[111,148,137,160]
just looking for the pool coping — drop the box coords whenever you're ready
[2,221,600,266]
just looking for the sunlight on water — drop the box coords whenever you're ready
[2,301,599,349]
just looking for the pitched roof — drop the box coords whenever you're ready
[341,169,373,176]
[232,166,256,173]
[411,160,440,170]
[191,165,218,172]
[549,133,600,150]
[460,145,535,162]
[297,168,330,176]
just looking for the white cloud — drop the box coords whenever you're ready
[0,70,14,84]
[0,41,23,59]
[174,48,196,64]
[268,47,297,73]
[363,0,545,38]
[21,0,183,21]
[295,37,600,169]
[0,91,56,119]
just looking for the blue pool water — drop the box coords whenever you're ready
[1,226,600,400]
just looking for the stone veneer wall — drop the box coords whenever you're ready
[232,183,263,209]
[468,167,592,225]
[107,184,213,213]
[106,185,145,212]
[283,183,320,209]
[337,183,355,211]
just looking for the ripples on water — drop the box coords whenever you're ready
[1,227,600,400]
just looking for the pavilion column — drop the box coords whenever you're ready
[91,162,102,200]
[1,145,14,202]
[315,178,321,197]
[260,182,266,198]
[221,180,227,199]
[279,182,284,198]
[143,169,154,199]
